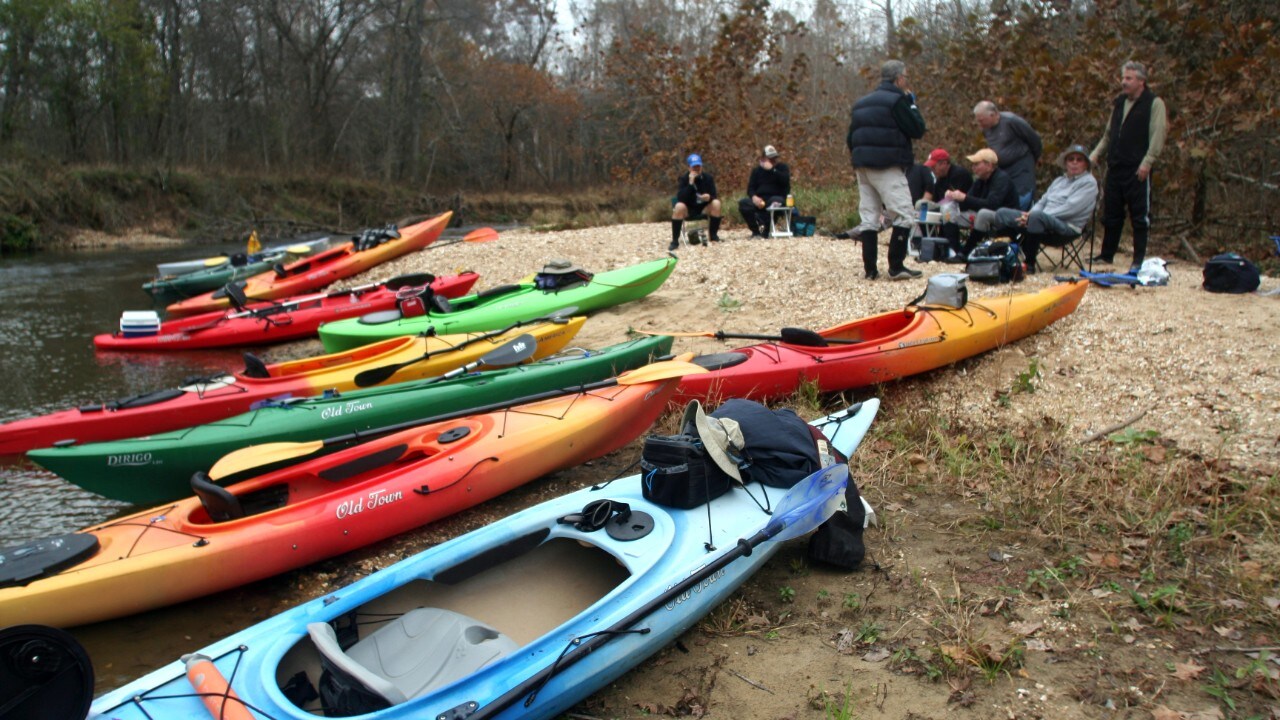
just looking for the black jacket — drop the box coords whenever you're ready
[958,167,1020,212]
[746,163,790,199]
[846,81,926,170]
[677,172,718,205]
[1107,88,1157,170]
[933,164,973,197]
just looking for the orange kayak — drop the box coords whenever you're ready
[165,212,451,317]
[676,280,1088,404]
[0,361,693,628]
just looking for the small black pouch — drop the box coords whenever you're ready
[640,434,733,509]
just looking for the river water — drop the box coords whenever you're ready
[0,232,496,697]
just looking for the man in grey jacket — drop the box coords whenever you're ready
[974,101,1042,210]
[977,144,1098,273]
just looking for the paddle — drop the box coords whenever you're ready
[639,327,860,347]
[223,273,437,320]
[355,330,535,389]
[207,356,705,480]
[347,307,580,388]
[428,226,500,250]
[467,462,851,720]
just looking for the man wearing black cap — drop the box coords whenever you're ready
[737,145,791,238]
[671,153,722,250]
[977,145,1098,273]
[1089,60,1167,272]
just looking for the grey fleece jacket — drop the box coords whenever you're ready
[1032,172,1098,229]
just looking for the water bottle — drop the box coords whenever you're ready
[785,194,794,208]
[919,205,928,223]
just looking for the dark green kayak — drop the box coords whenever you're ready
[28,335,672,505]
[143,237,332,302]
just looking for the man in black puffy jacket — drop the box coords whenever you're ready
[846,59,927,280]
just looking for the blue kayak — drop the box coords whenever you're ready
[90,399,879,720]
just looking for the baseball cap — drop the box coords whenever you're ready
[966,148,999,165]
[924,148,951,168]
[686,153,703,168]
[763,145,779,158]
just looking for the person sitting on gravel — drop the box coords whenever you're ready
[972,144,1098,273]
[737,145,791,239]
[671,153,722,250]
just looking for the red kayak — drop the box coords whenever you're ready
[94,272,479,351]
[0,318,585,456]
[165,212,451,317]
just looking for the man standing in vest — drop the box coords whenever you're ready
[1089,60,1167,272]
[846,59,926,280]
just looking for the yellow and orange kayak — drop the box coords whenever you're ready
[0,360,694,628]
[166,212,451,317]
[676,280,1088,403]
[0,317,585,455]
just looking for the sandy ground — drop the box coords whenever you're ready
[80,221,1280,718]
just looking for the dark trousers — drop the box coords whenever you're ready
[737,196,784,236]
[1100,168,1152,265]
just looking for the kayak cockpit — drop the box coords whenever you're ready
[190,472,289,523]
[820,311,915,346]
[274,535,631,716]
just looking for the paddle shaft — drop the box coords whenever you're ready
[715,331,858,345]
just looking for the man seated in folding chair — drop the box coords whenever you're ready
[670,153,722,251]
[973,144,1098,274]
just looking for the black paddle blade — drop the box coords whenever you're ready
[353,360,411,388]
[386,272,435,290]
[318,443,409,482]
[779,327,829,347]
[480,333,538,366]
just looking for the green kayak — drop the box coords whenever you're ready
[28,335,672,505]
[143,237,331,302]
[318,256,677,352]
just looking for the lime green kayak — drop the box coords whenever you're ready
[318,257,677,352]
[27,336,672,505]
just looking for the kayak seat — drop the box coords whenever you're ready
[223,282,250,312]
[308,608,517,708]
[430,294,452,314]
[690,352,751,372]
[242,352,270,379]
[190,472,243,521]
[190,472,289,523]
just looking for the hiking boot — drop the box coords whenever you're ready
[750,232,763,240]
[889,267,923,280]
[1090,255,1114,265]
[865,271,879,280]
[1127,265,1141,276]
[667,240,679,251]
[709,235,722,242]
[834,230,852,240]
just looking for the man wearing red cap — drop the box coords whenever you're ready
[924,148,972,253]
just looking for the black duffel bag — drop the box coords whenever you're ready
[1203,252,1260,294]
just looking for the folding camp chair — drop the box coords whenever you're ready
[1039,186,1101,272]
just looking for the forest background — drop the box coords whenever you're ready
[0,0,1277,259]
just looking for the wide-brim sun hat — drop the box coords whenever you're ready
[682,400,746,482]
[1057,144,1091,169]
